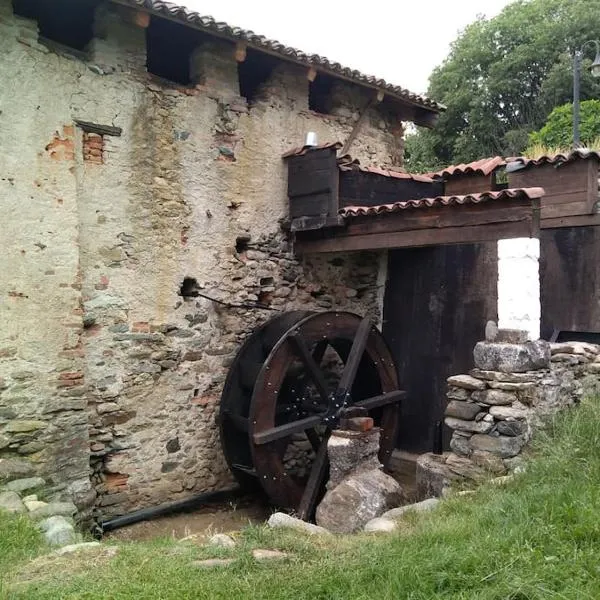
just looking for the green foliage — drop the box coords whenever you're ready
[411,0,600,168]
[3,395,600,599]
[529,99,600,148]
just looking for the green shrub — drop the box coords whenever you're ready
[529,99,600,148]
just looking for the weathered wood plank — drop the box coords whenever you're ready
[295,219,536,253]
[541,214,600,229]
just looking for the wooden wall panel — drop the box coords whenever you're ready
[540,226,600,339]
[383,243,498,453]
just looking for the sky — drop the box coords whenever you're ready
[179,0,516,96]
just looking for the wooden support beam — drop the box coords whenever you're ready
[307,66,318,82]
[133,10,151,28]
[235,41,247,62]
[295,219,538,254]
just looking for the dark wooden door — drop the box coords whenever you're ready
[383,243,498,453]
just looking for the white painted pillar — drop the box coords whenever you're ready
[497,238,540,341]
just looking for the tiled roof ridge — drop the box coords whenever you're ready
[113,0,443,113]
[339,187,545,218]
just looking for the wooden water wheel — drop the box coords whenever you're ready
[219,311,406,520]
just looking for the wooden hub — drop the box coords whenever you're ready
[219,311,405,520]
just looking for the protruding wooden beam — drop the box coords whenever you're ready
[235,41,247,62]
[133,10,151,28]
[307,66,318,82]
[376,90,385,103]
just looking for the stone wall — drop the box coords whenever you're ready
[417,334,600,497]
[0,0,404,519]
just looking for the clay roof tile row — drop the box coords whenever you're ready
[339,187,545,218]
[429,156,506,179]
[114,0,443,114]
[507,149,600,170]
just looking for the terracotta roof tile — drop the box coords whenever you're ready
[429,156,506,179]
[507,149,600,170]
[114,0,443,114]
[339,187,545,218]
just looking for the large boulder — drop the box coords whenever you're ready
[316,469,403,533]
[473,341,550,373]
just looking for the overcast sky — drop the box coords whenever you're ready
[180,0,516,96]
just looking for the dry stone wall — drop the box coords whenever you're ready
[417,333,600,497]
[0,0,403,519]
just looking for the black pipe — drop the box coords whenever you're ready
[97,487,243,535]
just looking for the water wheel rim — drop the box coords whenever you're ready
[248,311,400,511]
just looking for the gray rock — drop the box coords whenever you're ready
[489,404,529,420]
[29,501,77,521]
[25,500,48,511]
[445,453,487,479]
[485,320,498,342]
[487,381,536,392]
[207,533,236,548]
[446,386,471,400]
[494,329,529,344]
[445,401,481,420]
[416,453,460,499]
[449,433,472,457]
[2,477,45,494]
[473,340,550,373]
[470,369,542,384]
[315,469,403,533]
[364,517,397,532]
[267,512,331,536]
[326,429,381,488]
[382,498,440,520]
[444,417,493,434]
[471,389,515,406]
[497,421,526,436]
[0,435,9,451]
[38,516,77,546]
[53,542,101,556]
[193,558,235,568]
[0,491,27,514]
[470,434,525,458]
[447,375,486,390]
[252,549,288,561]
[470,450,507,474]
[0,458,35,482]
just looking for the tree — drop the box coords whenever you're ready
[411,0,600,170]
[528,100,600,149]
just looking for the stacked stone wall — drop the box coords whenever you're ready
[0,0,404,519]
[417,334,600,497]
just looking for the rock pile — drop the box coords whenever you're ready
[0,474,80,546]
[315,418,403,533]
[417,332,599,497]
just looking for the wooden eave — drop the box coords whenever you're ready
[293,192,542,254]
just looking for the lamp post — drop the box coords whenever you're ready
[573,40,600,147]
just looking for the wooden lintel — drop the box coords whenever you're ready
[307,67,318,82]
[133,10,151,28]
[295,219,537,254]
[376,90,385,103]
[235,41,247,62]
[541,213,600,229]
[74,120,122,137]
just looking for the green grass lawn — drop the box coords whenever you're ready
[2,396,600,600]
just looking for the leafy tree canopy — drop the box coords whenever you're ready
[407,0,600,172]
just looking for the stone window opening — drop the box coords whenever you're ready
[235,235,250,255]
[309,73,335,114]
[12,0,99,55]
[237,49,278,105]
[146,16,206,86]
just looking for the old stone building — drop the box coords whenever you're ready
[0,0,442,519]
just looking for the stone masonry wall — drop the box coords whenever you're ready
[0,1,403,519]
[417,333,600,497]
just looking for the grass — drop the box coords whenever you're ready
[524,137,600,159]
[2,396,600,599]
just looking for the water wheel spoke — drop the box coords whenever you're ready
[288,334,330,403]
[355,390,407,410]
[297,432,330,521]
[336,317,372,398]
[253,414,323,445]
